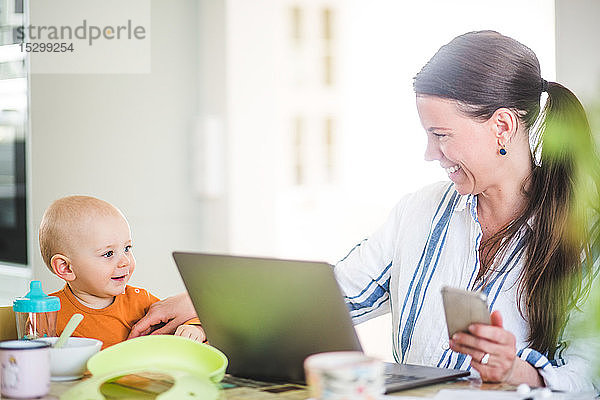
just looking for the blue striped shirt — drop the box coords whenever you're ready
[334,181,597,392]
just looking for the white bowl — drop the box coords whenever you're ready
[37,337,103,381]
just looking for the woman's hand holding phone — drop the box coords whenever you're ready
[441,287,544,386]
[449,310,519,382]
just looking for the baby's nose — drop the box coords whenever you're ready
[117,253,130,266]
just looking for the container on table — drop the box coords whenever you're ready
[0,339,51,398]
[13,280,60,340]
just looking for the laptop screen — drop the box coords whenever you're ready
[173,252,362,382]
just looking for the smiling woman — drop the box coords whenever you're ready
[413,31,600,364]
[333,30,600,391]
[417,96,533,199]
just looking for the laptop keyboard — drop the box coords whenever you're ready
[384,373,424,384]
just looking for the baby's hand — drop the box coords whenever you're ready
[174,324,207,343]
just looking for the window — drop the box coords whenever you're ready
[0,0,28,266]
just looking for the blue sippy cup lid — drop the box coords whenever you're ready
[13,280,60,313]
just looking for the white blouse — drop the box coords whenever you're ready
[334,181,597,392]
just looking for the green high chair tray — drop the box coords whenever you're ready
[61,335,228,400]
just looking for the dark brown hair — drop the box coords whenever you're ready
[414,31,600,357]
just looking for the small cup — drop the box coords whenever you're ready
[0,340,50,399]
[304,351,384,400]
[13,281,60,340]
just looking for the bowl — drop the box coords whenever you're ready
[87,335,228,382]
[37,337,103,381]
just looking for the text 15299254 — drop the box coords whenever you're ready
[20,42,74,52]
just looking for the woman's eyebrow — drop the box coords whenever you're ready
[427,127,452,133]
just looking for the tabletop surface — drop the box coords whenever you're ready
[41,372,515,400]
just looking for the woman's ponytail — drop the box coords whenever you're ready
[520,82,600,357]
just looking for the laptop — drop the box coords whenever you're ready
[173,252,469,392]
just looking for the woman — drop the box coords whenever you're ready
[131,31,599,391]
[335,31,599,390]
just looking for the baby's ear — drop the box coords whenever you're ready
[50,254,76,281]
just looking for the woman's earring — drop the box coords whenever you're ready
[497,138,507,156]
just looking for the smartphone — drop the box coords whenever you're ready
[440,286,490,338]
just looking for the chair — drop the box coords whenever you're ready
[0,306,17,340]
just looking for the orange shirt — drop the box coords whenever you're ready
[51,285,160,350]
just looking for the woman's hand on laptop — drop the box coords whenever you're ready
[128,293,198,338]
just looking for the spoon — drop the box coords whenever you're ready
[54,313,84,349]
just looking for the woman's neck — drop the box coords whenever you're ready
[478,183,527,226]
[477,165,532,239]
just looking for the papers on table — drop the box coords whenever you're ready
[379,388,597,400]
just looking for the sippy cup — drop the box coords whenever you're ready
[13,281,60,340]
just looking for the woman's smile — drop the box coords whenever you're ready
[444,164,461,176]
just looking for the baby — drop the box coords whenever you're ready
[39,195,205,349]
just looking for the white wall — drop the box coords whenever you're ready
[29,0,206,298]
[555,0,600,106]
[196,0,230,252]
